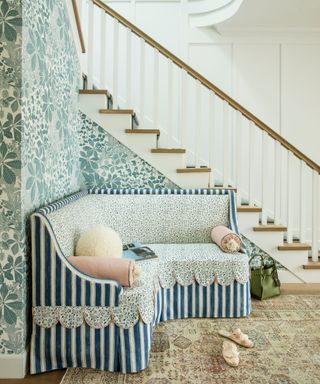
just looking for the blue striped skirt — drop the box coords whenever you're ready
[30,281,250,374]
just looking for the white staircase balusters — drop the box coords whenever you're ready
[166,60,174,148]
[87,1,95,88]
[208,92,216,187]
[286,151,294,243]
[153,50,160,131]
[248,121,255,205]
[100,10,107,89]
[312,170,319,262]
[76,1,320,271]
[274,141,281,225]
[138,38,146,127]
[126,28,132,108]
[222,102,230,188]
[299,161,306,244]
[260,130,268,225]
[112,19,119,107]
[179,70,187,150]
[194,81,201,167]
[235,110,243,206]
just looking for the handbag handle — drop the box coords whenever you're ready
[249,254,276,269]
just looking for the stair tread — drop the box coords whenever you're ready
[278,242,312,251]
[151,148,186,154]
[125,129,160,134]
[80,89,112,98]
[177,167,211,173]
[99,109,134,115]
[253,224,287,232]
[237,206,262,212]
[303,262,320,270]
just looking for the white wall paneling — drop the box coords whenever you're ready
[281,44,320,164]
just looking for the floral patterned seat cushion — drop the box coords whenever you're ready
[115,243,249,327]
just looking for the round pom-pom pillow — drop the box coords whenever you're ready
[75,224,123,258]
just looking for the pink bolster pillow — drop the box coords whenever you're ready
[68,256,136,287]
[211,225,241,253]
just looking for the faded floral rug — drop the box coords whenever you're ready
[61,295,320,384]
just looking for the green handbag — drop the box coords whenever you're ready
[249,255,281,300]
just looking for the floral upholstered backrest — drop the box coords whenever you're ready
[42,190,231,258]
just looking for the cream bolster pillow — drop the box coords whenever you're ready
[211,225,241,253]
[68,256,136,287]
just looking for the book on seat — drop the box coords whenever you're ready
[123,241,158,262]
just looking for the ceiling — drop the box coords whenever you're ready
[216,0,320,30]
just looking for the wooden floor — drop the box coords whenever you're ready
[281,283,320,295]
[0,370,66,384]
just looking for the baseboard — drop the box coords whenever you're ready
[0,348,28,378]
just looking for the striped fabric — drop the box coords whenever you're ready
[89,187,233,196]
[38,190,88,215]
[30,188,251,375]
[160,281,250,321]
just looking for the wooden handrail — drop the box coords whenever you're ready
[72,0,86,53]
[93,0,319,173]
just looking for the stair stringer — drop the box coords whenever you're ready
[79,94,211,189]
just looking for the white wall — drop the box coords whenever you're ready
[105,0,320,165]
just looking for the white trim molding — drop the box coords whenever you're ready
[0,349,28,379]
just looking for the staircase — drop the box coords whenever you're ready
[73,0,320,283]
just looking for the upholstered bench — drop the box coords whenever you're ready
[30,188,251,375]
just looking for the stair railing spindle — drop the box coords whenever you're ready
[235,111,243,205]
[286,151,294,243]
[248,121,255,205]
[312,171,319,262]
[261,130,268,225]
[222,102,230,188]
[194,80,201,167]
[153,49,159,130]
[180,70,188,150]
[166,60,174,148]
[112,19,119,107]
[299,161,306,244]
[274,141,281,225]
[100,10,107,88]
[139,38,146,126]
[208,92,216,187]
[126,28,132,108]
[87,1,95,88]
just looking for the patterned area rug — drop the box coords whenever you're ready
[61,296,320,384]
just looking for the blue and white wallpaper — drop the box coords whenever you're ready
[79,113,176,189]
[0,0,82,355]
[0,0,24,355]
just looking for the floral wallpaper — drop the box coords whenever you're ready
[0,0,24,355]
[22,0,82,211]
[0,0,82,355]
[79,113,177,189]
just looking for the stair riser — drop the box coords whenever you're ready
[80,94,132,131]
[243,231,284,256]
[237,212,261,233]
[174,173,210,189]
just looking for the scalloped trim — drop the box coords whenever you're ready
[32,305,153,330]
